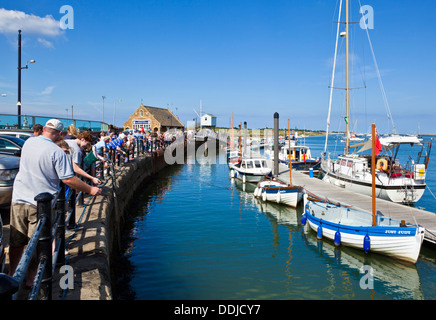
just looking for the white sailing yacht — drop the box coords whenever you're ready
[320,0,431,204]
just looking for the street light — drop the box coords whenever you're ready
[18,30,35,129]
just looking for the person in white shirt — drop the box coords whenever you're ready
[8,119,102,287]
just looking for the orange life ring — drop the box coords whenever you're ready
[376,158,388,171]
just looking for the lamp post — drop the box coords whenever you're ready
[18,30,35,129]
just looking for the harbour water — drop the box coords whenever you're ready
[115,134,436,300]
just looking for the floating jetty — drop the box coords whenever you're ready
[268,160,436,245]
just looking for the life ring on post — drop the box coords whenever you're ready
[376,158,388,171]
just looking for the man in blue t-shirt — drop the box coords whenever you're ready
[107,135,128,156]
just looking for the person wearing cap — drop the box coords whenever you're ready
[8,119,102,287]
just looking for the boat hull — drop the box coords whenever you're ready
[322,170,425,204]
[254,180,302,208]
[230,167,272,183]
[303,201,425,264]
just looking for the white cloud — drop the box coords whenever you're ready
[37,37,54,48]
[0,8,63,37]
[40,86,55,95]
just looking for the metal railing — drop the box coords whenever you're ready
[0,113,109,132]
[0,181,79,300]
[0,132,179,299]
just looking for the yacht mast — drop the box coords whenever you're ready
[324,0,343,154]
[345,0,350,155]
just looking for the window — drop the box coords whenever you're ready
[0,139,20,155]
[247,161,254,169]
[255,160,261,168]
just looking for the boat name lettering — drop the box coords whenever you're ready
[384,230,411,235]
[398,230,411,235]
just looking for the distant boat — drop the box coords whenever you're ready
[340,132,364,143]
[254,119,303,208]
[227,149,241,165]
[230,157,272,183]
[278,143,321,173]
[254,178,302,208]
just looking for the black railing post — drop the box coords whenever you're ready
[78,176,84,206]
[68,188,76,230]
[35,192,54,300]
[56,183,66,266]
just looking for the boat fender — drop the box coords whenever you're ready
[254,187,259,197]
[276,190,281,203]
[317,223,323,240]
[301,213,307,226]
[242,174,246,183]
[262,191,267,202]
[363,234,371,253]
[376,158,388,171]
[334,230,341,246]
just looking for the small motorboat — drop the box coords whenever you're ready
[229,157,272,183]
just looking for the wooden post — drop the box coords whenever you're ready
[372,123,376,226]
[288,119,292,186]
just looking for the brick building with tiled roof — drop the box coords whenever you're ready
[123,104,184,133]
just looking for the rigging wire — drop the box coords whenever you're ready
[357,0,397,134]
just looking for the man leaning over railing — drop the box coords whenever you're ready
[8,119,102,288]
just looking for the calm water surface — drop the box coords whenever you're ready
[115,135,436,300]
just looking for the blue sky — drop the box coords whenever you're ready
[0,0,434,133]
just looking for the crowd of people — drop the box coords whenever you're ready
[7,120,182,288]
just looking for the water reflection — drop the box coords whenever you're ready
[115,161,435,300]
[234,174,425,300]
[302,226,424,299]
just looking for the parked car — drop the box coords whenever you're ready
[0,215,4,273]
[0,131,32,141]
[0,135,25,157]
[0,154,20,207]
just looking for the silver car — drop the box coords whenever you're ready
[0,154,20,207]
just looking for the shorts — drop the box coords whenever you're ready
[9,202,38,248]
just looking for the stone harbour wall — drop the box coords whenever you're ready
[52,151,167,300]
